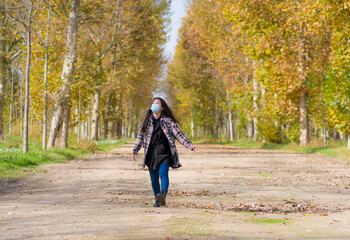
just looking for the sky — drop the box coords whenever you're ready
[153,0,187,99]
[164,0,188,58]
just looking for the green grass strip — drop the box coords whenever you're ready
[0,137,126,180]
[253,218,289,224]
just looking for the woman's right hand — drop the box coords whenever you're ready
[133,154,136,161]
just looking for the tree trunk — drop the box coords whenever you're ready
[0,12,7,141]
[77,88,81,143]
[48,105,63,148]
[48,0,79,148]
[227,91,233,141]
[87,103,91,141]
[228,110,233,141]
[297,17,310,146]
[43,0,52,150]
[103,92,113,139]
[60,97,71,148]
[116,119,122,139]
[323,119,327,148]
[191,113,194,138]
[247,118,253,138]
[107,121,114,139]
[253,60,259,141]
[332,128,339,142]
[20,99,23,138]
[299,89,309,145]
[23,4,33,153]
[9,67,14,138]
[90,39,103,140]
[91,87,101,141]
[348,135,350,149]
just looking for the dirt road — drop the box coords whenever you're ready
[1,143,350,239]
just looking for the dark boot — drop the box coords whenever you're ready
[156,190,167,206]
[153,197,160,207]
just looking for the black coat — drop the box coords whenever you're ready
[145,115,172,170]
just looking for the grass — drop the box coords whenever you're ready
[166,215,219,238]
[253,218,290,224]
[258,174,270,177]
[0,136,127,180]
[192,137,350,161]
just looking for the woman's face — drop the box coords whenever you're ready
[152,99,163,111]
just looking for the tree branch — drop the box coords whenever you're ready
[10,50,23,61]
[2,5,28,30]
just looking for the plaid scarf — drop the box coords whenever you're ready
[133,114,194,169]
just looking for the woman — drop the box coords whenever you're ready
[133,97,195,207]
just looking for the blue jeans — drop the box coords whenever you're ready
[148,162,170,196]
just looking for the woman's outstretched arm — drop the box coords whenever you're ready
[170,121,194,150]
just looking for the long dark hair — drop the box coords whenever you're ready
[140,97,179,133]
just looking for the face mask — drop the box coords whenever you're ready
[150,103,160,113]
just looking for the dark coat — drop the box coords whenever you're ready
[145,116,172,170]
[133,113,194,169]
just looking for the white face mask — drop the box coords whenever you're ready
[150,104,160,113]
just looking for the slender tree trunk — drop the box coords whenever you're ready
[20,99,23,137]
[332,128,339,142]
[117,120,122,138]
[228,110,233,141]
[299,90,309,145]
[60,97,71,148]
[104,92,113,139]
[90,40,103,141]
[123,107,127,137]
[43,0,52,150]
[0,12,7,141]
[87,103,91,141]
[77,87,81,143]
[297,17,310,146]
[253,60,259,141]
[348,135,350,149]
[48,104,63,147]
[9,67,14,138]
[244,57,253,140]
[127,106,132,138]
[273,93,278,128]
[91,87,101,140]
[323,118,327,148]
[107,121,114,139]
[30,115,32,135]
[247,118,253,138]
[227,91,233,141]
[82,105,86,139]
[23,4,34,153]
[191,110,195,138]
[48,0,79,148]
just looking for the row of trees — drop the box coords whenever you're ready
[0,0,170,152]
[167,0,350,148]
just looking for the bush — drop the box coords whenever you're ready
[258,120,283,143]
[71,141,98,152]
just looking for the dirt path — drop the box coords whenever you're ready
[1,143,350,239]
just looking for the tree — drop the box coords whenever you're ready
[48,0,79,148]
[2,0,41,152]
[0,7,8,141]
